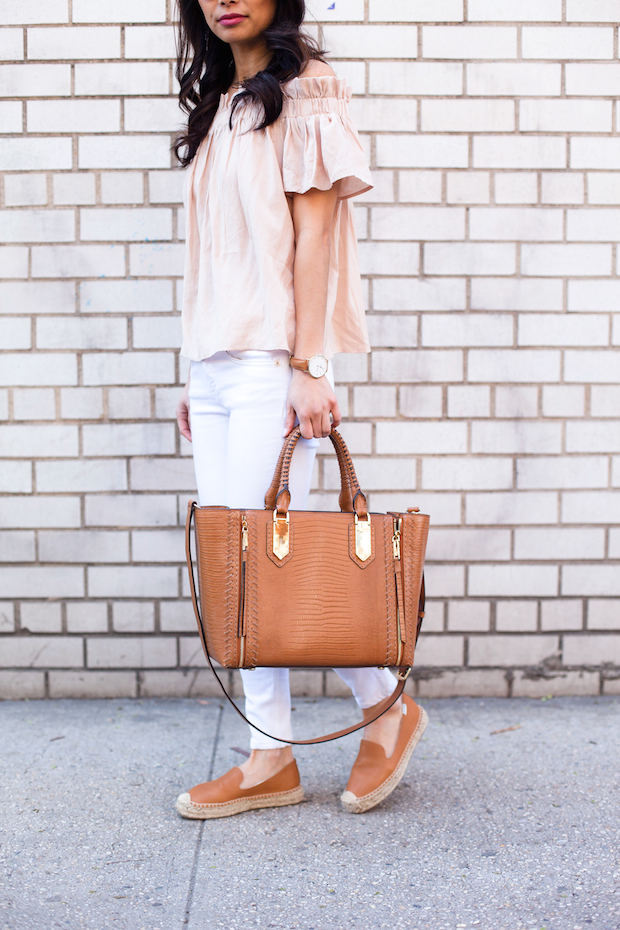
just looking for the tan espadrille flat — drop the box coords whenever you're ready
[176,759,304,820]
[340,695,428,814]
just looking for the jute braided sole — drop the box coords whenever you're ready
[176,784,304,820]
[340,706,428,814]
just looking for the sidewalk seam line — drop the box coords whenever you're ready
[181,700,224,927]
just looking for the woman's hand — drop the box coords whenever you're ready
[176,377,192,442]
[284,369,341,439]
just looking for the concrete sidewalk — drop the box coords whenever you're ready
[0,695,618,930]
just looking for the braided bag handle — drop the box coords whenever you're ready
[265,426,367,517]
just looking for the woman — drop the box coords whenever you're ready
[174,0,427,818]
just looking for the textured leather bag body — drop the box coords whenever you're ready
[186,427,429,676]
[186,427,429,743]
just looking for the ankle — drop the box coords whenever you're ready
[362,698,402,724]
[239,745,294,789]
[248,746,293,766]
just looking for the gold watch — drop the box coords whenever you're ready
[289,354,328,379]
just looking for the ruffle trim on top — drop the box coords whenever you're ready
[282,75,351,117]
[280,77,372,200]
[218,75,350,115]
[215,76,372,201]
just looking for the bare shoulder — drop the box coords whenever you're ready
[300,59,337,79]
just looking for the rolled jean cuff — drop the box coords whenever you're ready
[335,666,397,709]
[249,731,291,751]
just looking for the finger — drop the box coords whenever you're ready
[330,399,342,429]
[308,412,321,439]
[299,413,314,441]
[310,412,324,440]
[283,404,296,437]
[176,407,192,442]
[178,416,192,442]
[177,417,192,442]
[321,411,331,438]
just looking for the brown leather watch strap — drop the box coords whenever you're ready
[289,356,309,372]
[185,500,413,745]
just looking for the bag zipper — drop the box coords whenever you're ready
[392,517,401,560]
[392,517,404,667]
[238,514,249,666]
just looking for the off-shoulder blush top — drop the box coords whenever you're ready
[181,75,373,361]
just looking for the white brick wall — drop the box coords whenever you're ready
[1,5,618,699]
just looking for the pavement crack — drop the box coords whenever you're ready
[181,700,224,927]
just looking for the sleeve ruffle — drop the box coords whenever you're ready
[282,111,372,200]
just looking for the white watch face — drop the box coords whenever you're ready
[308,354,328,378]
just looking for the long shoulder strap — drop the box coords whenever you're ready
[185,501,410,745]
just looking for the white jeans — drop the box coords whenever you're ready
[189,350,396,749]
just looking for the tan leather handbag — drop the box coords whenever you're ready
[185,426,429,744]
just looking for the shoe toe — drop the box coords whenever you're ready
[340,790,364,814]
[176,792,196,817]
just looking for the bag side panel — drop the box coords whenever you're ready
[400,512,430,666]
[195,508,240,668]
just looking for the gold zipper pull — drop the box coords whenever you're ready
[392,518,401,560]
[241,515,249,551]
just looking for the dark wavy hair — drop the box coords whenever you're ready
[174,0,325,166]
